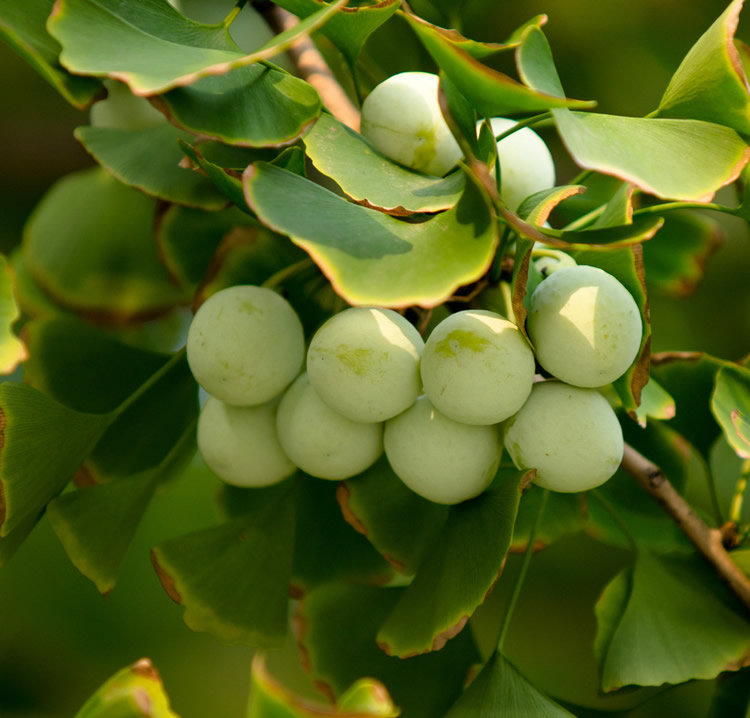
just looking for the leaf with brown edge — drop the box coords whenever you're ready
[712,364,750,459]
[0,0,103,110]
[302,113,465,215]
[0,383,113,537]
[375,468,530,658]
[402,14,594,118]
[294,583,480,718]
[510,486,584,554]
[151,479,296,646]
[74,658,179,717]
[244,161,499,309]
[48,0,347,96]
[337,455,449,576]
[656,0,750,135]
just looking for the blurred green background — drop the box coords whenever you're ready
[1,1,749,716]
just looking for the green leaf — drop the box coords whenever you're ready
[642,210,723,297]
[0,511,42,568]
[444,652,574,717]
[243,162,498,308]
[710,435,750,526]
[74,659,179,718]
[274,0,400,67]
[75,124,228,209]
[302,113,465,215]
[518,26,750,202]
[151,481,296,646]
[47,423,196,594]
[0,254,27,375]
[0,383,112,536]
[153,65,321,148]
[652,352,730,457]
[178,141,252,211]
[0,0,103,109]
[48,0,347,95]
[8,250,60,319]
[572,248,650,416]
[634,376,676,428]
[376,469,529,657]
[402,14,594,117]
[338,455,450,575]
[248,654,398,718]
[712,365,750,459]
[595,551,750,691]
[510,486,584,552]
[24,168,190,323]
[656,0,750,135]
[295,583,480,718]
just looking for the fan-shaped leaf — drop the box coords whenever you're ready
[243,162,499,308]
[302,114,465,215]
[510,487,584,553]
[595,551,750,691]
[376,469,530,657]
[656,0,750,135]
[338,456,449,575]
[444,652,574,717]
[0,0,103,108]
[634,376,676,427]
[712,365,750,459]
[295,583,480,718]
[74,659,179,718]
[75,124,228,209]
[48,0,347,95]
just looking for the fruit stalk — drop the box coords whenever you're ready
[622,443,750,612]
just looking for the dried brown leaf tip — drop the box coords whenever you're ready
[150,550,181,603]
[131,658,160,682]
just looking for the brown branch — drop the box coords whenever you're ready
[622,443,750,613]
[263,7,361,131]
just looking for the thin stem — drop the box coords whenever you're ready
[633,201,730,217]
[590,489,638,552]
[569,169,593,186]
[349,61,364,109]
[489,225,511,283]
[496,489,549,652]
[115,348,187,416]
[261,258,315,290]
[562,204,606,231]
[494,112,552,142]
[729,459,750,526]
[223,0,249,28]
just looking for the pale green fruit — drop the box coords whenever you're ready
[276,374,384,480]
[485,117,555,211]
[307,307,424,423]
[384,396,502,504]
[197,396,296,487]
[187,285,304,406]
[504,381,623,493]
[527,265,642,387]
[420,310,535,425]
[361,72,462,177]
[534,249,577,277]
[90,80,165,131]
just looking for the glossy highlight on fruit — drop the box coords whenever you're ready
[527,265,642,387]
[307,307,424,423]
[384,396,502,504]
[504,381,624,493]
[420,310,535,425]
[186,285,305,406]
[276,373,384,480]
[361,72,463,177]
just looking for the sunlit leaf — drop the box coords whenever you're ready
[302,114,465,215]
[712,364,750,459]
[295,583,479,718]
[0,254,27,375]
[656,0,750,135]
[48,0,347,95]
[376,469,529,657]
[595,551,750,691]
[75,124,228,209]
[634,376,676,428]
[0,0,103,108]
[74,659,179,718]
[244,162,498,308]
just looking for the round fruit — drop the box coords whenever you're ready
[197,396,296,488]
[307,307,424,423]
[186,285,304,406]
[527,265,642,387]
[533,248,577,277]
[384,396,502,504]
[276,373,384,480]
[484,117,555,211]
[90,80,166,131]
[361,72,462,177]
[420,310,535,425]
[504,381,624,492]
